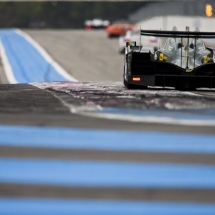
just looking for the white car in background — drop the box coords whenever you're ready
[85,18,110,30]
[119,30,158,54]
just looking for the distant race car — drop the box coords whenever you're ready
[84,18,110,30]
[106,21,135,38]
[124,26,215,90]
[119,30,158,54]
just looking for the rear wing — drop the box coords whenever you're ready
[141,30,215,39]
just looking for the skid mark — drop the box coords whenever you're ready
[32,82,215,126]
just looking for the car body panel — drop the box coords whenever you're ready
[106,21,135,37]
[124,28,215,90]
[119,30,158,54]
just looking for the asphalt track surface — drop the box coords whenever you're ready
[0,83,215,205]
[0,30,215,213]
[24,30,124,82]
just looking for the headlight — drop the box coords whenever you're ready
[159,52,167,61]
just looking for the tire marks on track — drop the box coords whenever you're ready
[32,82,215,126]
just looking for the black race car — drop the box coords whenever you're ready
[123,27,215,90]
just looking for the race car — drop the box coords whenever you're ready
[119,29,158,54]
[106,21,135,38]
[124,27,215,90]
[84,18,110,30]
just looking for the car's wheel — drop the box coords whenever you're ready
[123,79,128,88]
[175,80,196,91]
[175,87,196,91]
[108,34,113,38]
[119,48,125,54]
[124,79,147,89]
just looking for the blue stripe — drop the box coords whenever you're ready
[0,125,215,154]
[0,198,215,215]
[1,158,215,188]
[0,29,68,83]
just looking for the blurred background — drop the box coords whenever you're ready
[0,1,147,28]
[0,0,215,83]
[0,1,213,29]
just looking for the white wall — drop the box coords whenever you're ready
[137,16,215,32]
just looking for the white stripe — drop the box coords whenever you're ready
[0,39,17,84]
[81,112,215,127]
[15,29,77,82]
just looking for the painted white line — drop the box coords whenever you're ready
[0,39,17,84]
[81,112,215,127]
[15,29,77,82]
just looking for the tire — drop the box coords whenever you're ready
[175,87,196,91]
[108,34,114,39]
[124,79,147,89]
[175,79,196,91]
[119,48,125,54]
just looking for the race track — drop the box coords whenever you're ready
[24,30,124,81]
[0,29,215,214]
